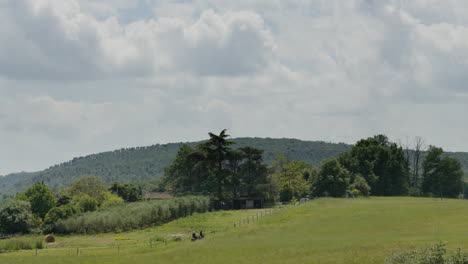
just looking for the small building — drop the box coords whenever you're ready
[143,192,174,200]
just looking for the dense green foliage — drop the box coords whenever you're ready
[52,196,210,234]
[339,135,410,196]
[386,243,468,264]
[110,183,142,202]
[164,131,273,200]
[270,156,313,202]
[313,158,350,197]
[44,204,80,225]
[0,200,33,235]
[0,138,353,197]
[0,237,43,251]
[1,137,467,199]
[422,146,464,198]
[64,175,108,205]
[18,183,56,219]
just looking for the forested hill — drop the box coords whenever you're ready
[0,138,351,196]
[0,137,467,197]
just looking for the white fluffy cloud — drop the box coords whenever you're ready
[0,0,274,80]
[1,0,468,175]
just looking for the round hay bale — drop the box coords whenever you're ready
[45,234,55,243]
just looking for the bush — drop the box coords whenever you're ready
[0,237,43,251]
[72,194,98,213]
[279,185,293,202]
[386,243,468,264]
[53,196,210,234]
[44,204,80,225]
[101,193,125,208]
[0,200,33,235]
[351,189,361,198]
[349,175,371,197]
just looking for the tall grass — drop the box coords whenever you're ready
[53,196,210,234]
[0,237,43,251]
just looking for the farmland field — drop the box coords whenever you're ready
[2,197,468,263]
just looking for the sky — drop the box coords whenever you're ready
[1,0,468,175]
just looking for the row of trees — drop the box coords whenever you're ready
[0,176,142,235]
[164,131,464,201]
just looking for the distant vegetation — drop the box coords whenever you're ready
[0,137,467,198]
[53,196,209,234]
[0,138,352,197]
[0,131,465,237]
[0,237,43,251]
[165,131,464,201]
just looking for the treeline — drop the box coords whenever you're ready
[164,131,465,201]
[0,138,355,197]
[1,137,466,198]
[0,176,144,235]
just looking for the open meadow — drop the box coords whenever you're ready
[2,197,468,263]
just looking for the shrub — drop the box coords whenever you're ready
[386,243,468,264]
[349,175,371,197]
[72,194,98,213]
[0,200,33,235]
[351,189,361,198]
[101,193,125,208]
[0,237,43,251]
[53,196,210,234]
[44,204,80,225]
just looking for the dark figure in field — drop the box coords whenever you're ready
[192,232,197,241]
[199,231,204,239]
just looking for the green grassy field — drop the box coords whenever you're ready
[2,197,468,263]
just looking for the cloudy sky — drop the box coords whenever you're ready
[1,0,468,175]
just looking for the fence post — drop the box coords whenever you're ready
[77,248,79,256]
[35,248,38,256]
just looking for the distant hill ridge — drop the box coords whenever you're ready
[0,137,467,196]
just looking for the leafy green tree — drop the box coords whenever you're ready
[44,204,79,225]
[272,156,312,202]
[340,135,409,196]
[65,175,108,204]
[19,183,56,219]
[110,182,142,202]
[0,200,33,234]
[314,158,350,197]
[422,146,463,198]
[71,194,98,212]
[101,193,125,207]
[56,194,71,206]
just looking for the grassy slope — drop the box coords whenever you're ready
[3,197,468,263]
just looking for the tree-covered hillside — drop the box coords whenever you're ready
[0,138,350,196]
[0,137,467,197]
